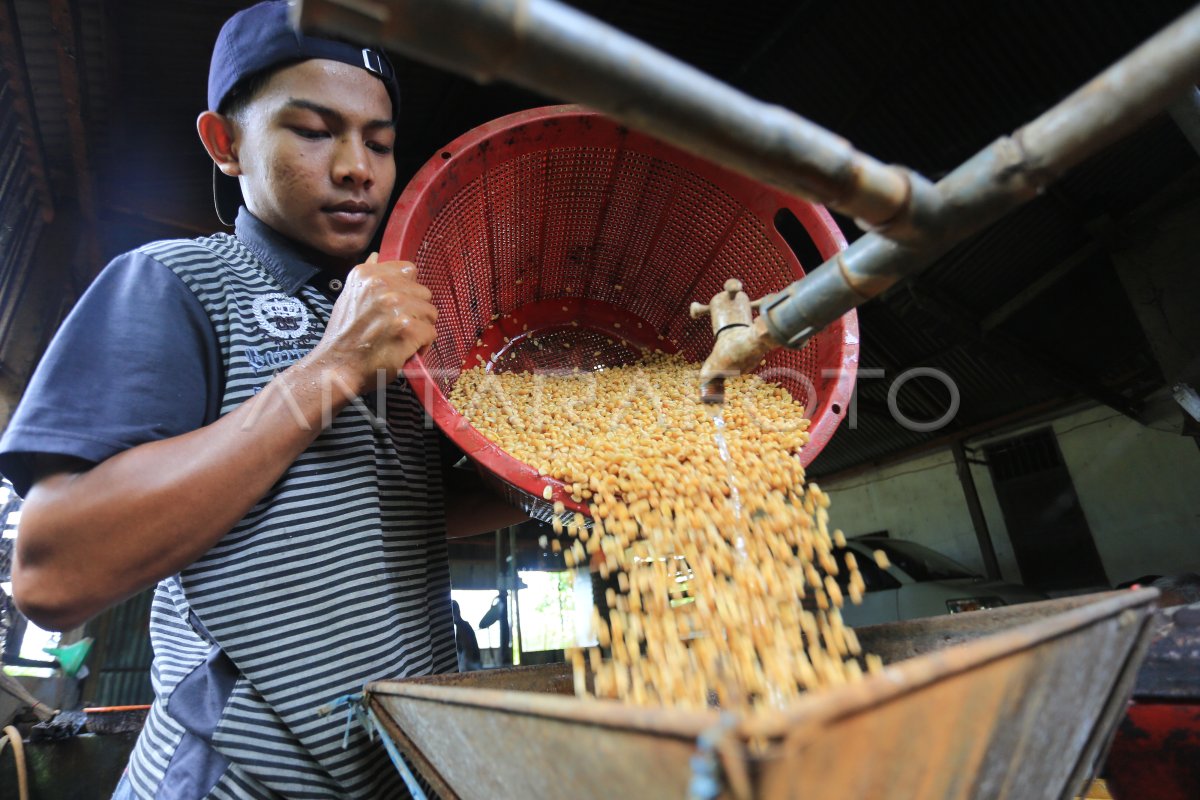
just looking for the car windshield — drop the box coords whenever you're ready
[865,539,980,582]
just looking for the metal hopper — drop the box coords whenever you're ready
[365,589,1157,800]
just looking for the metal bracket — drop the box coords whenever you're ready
[318,692,430,800]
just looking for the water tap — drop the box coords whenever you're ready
[690,279,781,403]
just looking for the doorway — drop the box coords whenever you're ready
[984,428,1108,591]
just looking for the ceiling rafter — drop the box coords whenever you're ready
[47,0,100,276]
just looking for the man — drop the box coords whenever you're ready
[0,2,521,796]
[451,600,482,671]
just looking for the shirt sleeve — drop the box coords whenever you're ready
[0,248,222,496]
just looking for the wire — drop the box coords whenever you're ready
[822,457,957,493]
[1053,409,1186,437]
[1050,412,1125,437]
[0,724,28,800]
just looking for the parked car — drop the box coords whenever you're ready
[834,536,1047,627]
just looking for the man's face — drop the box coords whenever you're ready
[231,59,396,261]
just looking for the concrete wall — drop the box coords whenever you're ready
[1048,405,1200,584]
[823,403,1200,587]
[817,450,1015,579]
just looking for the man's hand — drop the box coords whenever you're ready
[310,253,438,394]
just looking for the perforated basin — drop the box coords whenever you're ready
[380,105,859,520]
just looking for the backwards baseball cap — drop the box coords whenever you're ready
[207,0,400,224]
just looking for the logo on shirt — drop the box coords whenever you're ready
[252,293,310,340]
[246,346,310,374]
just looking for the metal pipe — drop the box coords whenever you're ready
[760,4,1200,350]
[293,0,939,236]
[509,525,523,664]
[495,529,510,665]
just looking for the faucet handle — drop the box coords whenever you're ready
[692,277,766,331]
[694,279,747,318]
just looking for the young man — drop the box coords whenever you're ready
[0,2,520,796]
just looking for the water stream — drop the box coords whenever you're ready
[710,408,747,558]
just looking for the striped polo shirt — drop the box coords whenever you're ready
[0,208,457,797]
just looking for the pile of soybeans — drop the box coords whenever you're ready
[450,353,884,712]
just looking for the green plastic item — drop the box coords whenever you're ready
[44,637,93,677]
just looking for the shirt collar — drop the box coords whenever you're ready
[233,207,322,296]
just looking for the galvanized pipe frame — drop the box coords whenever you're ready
[296,0,1200,358]
[293,0,938,235]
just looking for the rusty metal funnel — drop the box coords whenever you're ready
[365,590,1157,800]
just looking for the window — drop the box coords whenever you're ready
[864,538,978,582]
[833,545,901,592]
[1,480,59,677]
[514,570,577,652]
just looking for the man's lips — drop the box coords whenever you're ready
[322,201,375,225]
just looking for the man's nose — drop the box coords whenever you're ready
[333,137,372,187]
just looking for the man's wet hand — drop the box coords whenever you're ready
[312,252,437,392]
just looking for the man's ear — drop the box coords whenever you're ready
[197,111,241,177]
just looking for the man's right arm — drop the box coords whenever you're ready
[11,254,436,631]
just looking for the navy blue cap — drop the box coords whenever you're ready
[207,0,400,117]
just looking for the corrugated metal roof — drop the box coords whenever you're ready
[77,0,110,165]
[11,0,110,196]
[12,0,68,180]
[743,0,1193,174]
[0,74,46,359]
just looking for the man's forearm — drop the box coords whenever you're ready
[13,356,356,630]
[443,467,530,539]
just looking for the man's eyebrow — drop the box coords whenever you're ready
[283,98,394,130]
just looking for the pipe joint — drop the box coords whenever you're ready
[853,167,945,245]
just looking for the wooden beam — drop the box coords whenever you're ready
[1167,85,1200,156]
[0,0,54,221]
[47,0,100,270]
[981,241,1101,332]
